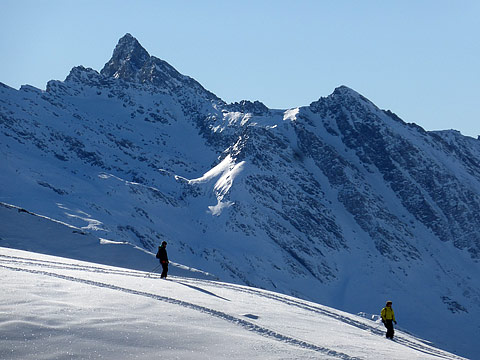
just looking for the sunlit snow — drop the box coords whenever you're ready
[0,247,467,360]
[0,204,468,359]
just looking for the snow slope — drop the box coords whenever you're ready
[0,247,467,360]
[0,204,470,359]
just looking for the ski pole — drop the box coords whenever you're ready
[150,264,162,273]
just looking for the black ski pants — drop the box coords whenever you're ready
[161,262,168,278]
[384,320,394,339]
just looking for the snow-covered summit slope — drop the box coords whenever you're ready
[0,247,467,360]
[1,34,479,358]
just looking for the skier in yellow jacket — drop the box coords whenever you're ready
[381,300,397,339]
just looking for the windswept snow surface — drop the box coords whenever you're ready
[0,247,467,360]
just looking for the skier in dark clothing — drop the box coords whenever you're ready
[156,241,169,279]
[381,300,397,339]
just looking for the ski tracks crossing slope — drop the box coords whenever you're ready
[0,253,359,360]
[0,252,465,360]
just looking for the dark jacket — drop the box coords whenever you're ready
[156,245,168,263]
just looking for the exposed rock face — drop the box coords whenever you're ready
[101,33,151,81]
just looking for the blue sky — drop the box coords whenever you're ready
[1,0,479,137]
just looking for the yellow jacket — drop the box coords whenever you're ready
[381,307,395,322]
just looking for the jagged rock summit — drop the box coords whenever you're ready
[1,33,479,358]
[100,33,219,102]
[101,33,151,81]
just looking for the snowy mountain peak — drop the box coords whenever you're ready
[100,33,150,81]
[226,100,270,115]
[307,86,387,133]
[65,66,101,84]
[332,84,360,97]
[98,34,221,102]
[309,85,375,112]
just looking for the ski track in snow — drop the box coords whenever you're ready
[176,280,457,360]
[0,254,462,360]
[0,260,356,360]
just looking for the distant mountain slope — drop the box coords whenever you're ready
[1,34,479,358]
[0,202,214,279]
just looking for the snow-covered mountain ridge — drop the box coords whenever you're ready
[1,34,479,358]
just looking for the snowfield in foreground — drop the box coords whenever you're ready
[0,248,466,360]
